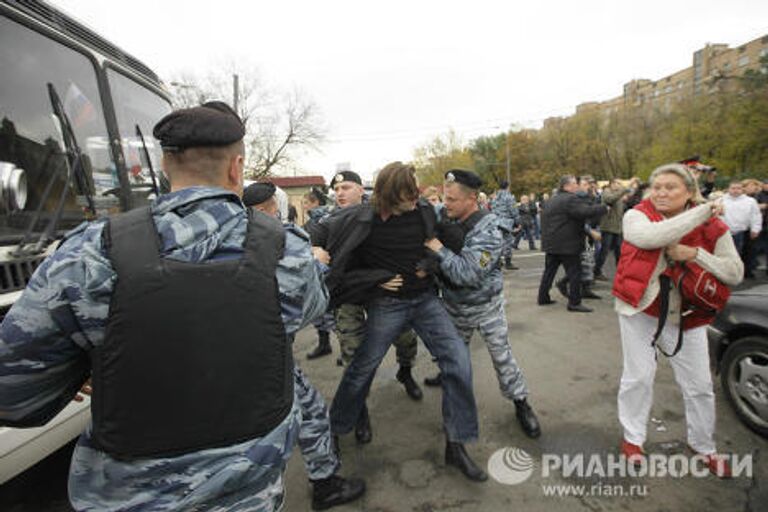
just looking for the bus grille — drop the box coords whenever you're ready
[0,256,45,293]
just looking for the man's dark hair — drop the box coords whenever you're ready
[305,187,327,206]
[499,180,509,189]
[558,175,576,191]
[371,161,419,214]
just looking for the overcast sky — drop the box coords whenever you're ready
[51,0,768,181]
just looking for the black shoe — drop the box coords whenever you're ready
[581,287,602,300]
[593,273,609,282]
[335,357,344,367]
[424,372,443,387]
[514,398,542,439]
[567,304,593,313]
[396,365,423,401]
[354,405,372,444]
[311,474,366,510]
[538,299,557,306]
[556,278,568,299]
[445,441,488,482]
[307,331,332,360]
[504,258,518,270]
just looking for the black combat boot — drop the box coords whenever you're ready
[354,404,372,444]
[311,474,366,510]
[504,257,518,270]
[307,330,332,360]
[396,365,423,400]
[445,441,488,481]
[514,398,542,438]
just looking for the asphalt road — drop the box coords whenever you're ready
[2,248,766,511]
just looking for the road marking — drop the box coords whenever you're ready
[512,252,545,259]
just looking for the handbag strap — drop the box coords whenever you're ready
[651,265,686,358]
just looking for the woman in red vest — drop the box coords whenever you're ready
[613,163,743,477]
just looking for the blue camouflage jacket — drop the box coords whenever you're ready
[491,190,519,231]
[435,212,504,306]
[0,186,328,511]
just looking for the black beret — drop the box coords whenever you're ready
[153,101,245,152]
[331,170,362,186]
[242,182,276,207]
[445,169,482,190]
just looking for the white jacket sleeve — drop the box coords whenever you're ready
[622,204,712,250]
[693,233,744,286]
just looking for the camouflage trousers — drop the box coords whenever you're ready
[334,303,417,367]
[501,230,515,260]
[444,295,529,401]
[312,310,336,333]
[294,366,340,481]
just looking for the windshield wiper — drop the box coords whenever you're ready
[13,83,96,257]
[48,83,95,217]
[135,124,159,197]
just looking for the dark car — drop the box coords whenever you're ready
[708,284,768,438]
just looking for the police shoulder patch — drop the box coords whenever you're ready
[479,250,491,268]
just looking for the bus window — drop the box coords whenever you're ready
[107,68,171,204]
[0,15,114,239]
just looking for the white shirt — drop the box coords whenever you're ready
[722,194,762,234]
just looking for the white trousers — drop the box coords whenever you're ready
[617,312,716,455]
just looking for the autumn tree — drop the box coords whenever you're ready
[168,65,325,178]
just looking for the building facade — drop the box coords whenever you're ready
[575,33,768,117]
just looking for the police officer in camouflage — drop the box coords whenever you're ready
[425,170,541,439]
[492,180,520,270]
[0,102,363,511]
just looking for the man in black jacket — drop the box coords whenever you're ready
[317,162,486,482]
[537,175,608,312]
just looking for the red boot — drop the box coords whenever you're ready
[621,439,645,466]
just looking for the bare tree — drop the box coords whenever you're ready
[167,64,325,178]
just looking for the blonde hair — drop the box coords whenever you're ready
[648,163,705,204]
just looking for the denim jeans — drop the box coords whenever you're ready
[330,292,479,443]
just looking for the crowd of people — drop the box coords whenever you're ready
[0,102,765,512]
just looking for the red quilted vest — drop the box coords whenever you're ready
[612,199,730,329]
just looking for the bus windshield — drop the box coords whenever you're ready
[107,68,171,204]
[0,14,116,242]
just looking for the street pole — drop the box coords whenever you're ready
[232,73,239,114]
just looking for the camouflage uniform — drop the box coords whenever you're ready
[492,190,519,260]
[436,212,529,401]
[0,187,338,511]
[334,303,417,367]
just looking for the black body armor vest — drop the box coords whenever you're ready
[91,207,293,459]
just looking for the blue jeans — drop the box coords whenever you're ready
[330,292,479,443]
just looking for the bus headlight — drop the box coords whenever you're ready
[0,162,28,212]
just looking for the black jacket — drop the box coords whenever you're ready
[308,199,437,306]
[540,191,607,255]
